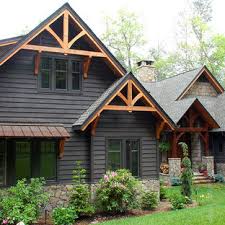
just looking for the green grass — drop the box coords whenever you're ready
[101,184,225,225]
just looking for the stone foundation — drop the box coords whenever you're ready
[202,156,214,177]
[44,184,73,211]
[216,163,225,176]
[169,158,181,178]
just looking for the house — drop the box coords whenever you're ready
[0,3,224,201]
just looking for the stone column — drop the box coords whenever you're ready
[191,133,202,172]
[169,158,181,177]
[216,163,225,176]
[202,156,214,177]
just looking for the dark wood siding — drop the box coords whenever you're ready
[0,50,116,183]
[91,110,158,182]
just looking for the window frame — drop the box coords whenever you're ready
[106,137,141,177]
[6,139,58,186]
[38,54,83,93]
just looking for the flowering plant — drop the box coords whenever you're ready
[96,169,140,213]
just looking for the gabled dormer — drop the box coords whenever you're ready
[178,66,224,99]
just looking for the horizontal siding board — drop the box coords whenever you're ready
[0,50,117,184]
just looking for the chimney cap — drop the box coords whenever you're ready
[137,60,154,67]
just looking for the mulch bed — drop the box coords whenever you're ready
[34,200,198,225]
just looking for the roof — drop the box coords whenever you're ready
[0,123,70,138]
[0,3,126,75]
[143,66,223,130]
[73,73,175,130]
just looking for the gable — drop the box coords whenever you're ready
[0,3,126,77]
[73,73,175,133]
[178,66,224,100]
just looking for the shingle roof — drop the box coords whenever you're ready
[143,66,225,131]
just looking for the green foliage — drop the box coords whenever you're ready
[160,181,167,200]
[170,177,182,186]
[52,206,77,225]
[214,174,224,183]
[141,191,158,210]
[0,178,48,225]
[179,142,193,199]
[102,8,146,72]
[69,161,94,216]
[96,169,140,213]
[159,141,170,152]
[169,193,186,210]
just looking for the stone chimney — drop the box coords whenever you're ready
[136,60,156,82]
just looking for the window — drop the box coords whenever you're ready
[39,56,81,91]
[107,139,140,176]
[16,141,31,180]
[107,139,122,171]
[7,140,57,185]
[40,141,57,180]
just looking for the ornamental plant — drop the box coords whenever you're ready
[96,169,140,213]
[169,193,186,210]
[179,142,193,199]
[141,191,158,210]
[0,178,49,225]
[52,206,77,225]
[69,161,94,216]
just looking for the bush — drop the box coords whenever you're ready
[179,142,193,198]
[0,178,48,225]
[52,206,77,225]
[170,177,181,186]
[69,161,94,216]
[215,174,224,183]
[169,193,186,210]
[141,191,158,210]
[96,169,140,213]
[160,181,167,200]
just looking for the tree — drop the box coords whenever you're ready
[179,142,193,200]
[102,9,146,72]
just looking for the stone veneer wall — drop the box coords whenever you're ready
[185,81,218,97]
[202,156,214,177]
[44,179,160,211]
[169,158,181,178]
[216,163,225,176]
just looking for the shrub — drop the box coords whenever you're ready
[215,174,224,183]
[96,169,140,213]
[179,142,193,198]
[160,181,167,200]
[170,177,181,186]
[52,206,77,225]
[0,178,48,225]
[141,191,158,210]
[169,193,186,210]
[69,161,94,216]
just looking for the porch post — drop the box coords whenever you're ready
[204,132,209,156]
[169,158,181,178]
[202,156,214,177]
[171,132,177,158]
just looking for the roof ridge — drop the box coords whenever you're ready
[155,66,203,83]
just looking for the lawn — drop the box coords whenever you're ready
[100,184,225,225]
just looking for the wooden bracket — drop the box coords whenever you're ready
[156,120,165,140]
[58,139,66,159]
[83,56,92,79]
[34,52,41,75]
[91,115,100,136]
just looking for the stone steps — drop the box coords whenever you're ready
[192,172,214,184]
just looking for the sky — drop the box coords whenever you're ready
[0,0,224,51]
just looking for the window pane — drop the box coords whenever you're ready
[131,150,139,176]
[16,142,31,180]
[72,73,80,90]
[72,61,80,73]
[55,59,67,89]
[41,57,51,89]
[40,141,56,180]
[41,70,50,88]
[107,139,122,171]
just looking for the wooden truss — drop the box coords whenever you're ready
[0,9,124,77]
[87,79,173,136]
